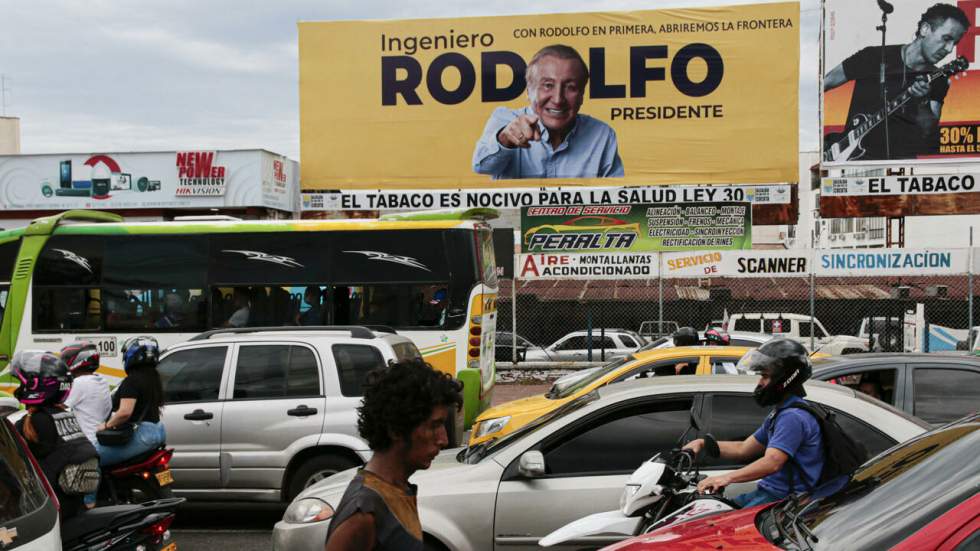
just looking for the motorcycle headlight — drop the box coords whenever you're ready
[283,497,334,524]
[475,416,511,438]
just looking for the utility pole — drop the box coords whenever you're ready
[0,75,9,116]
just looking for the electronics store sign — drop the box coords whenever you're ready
[0,151,293,210]
[175,151,227,197]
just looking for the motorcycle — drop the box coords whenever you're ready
[540,410,737,547]
[99,445,175,505]
[61,497,185,551]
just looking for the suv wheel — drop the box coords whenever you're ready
[287,454,360,500]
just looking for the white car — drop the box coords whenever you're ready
[525,329,646,362]
[0,397,63,550]
[726,313,868,355]
[273,377,929,550]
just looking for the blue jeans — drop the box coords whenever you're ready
[95,422,166,467]
[733,487,784,508]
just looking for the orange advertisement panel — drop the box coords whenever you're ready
[823,0,980,165]
[299,3,800,189]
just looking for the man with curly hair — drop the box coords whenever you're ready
[325,358,463,551]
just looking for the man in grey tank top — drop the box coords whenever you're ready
[325,359,463,551]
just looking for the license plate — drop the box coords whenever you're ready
[156,469,174,486]
[161,544,177,551]
[79,336,118,358]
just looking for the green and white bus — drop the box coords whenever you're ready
[0,209,498,426]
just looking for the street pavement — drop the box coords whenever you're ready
[171,382,552,549]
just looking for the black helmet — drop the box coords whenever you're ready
[704,328,731,346]
[672,327,699,347]
[11,350,71,406]
[61,342,100,375]
[121,336,160,372]
[736,338,811,406]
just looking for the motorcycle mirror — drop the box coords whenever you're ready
[703,434,721,459]
[0,397,20,417]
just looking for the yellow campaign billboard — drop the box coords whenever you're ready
[299,3,799,190]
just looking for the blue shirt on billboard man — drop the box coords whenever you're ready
[472,44,624,179]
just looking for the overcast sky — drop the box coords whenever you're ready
[0,0,820,160]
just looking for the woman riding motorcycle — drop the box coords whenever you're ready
[11,350,100,520]
[95,336,166,466]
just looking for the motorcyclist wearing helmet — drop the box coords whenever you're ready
[62,342,111,448]
[94,336,166,467]
[62,342,112,509]
[12,350,100,520]
[682,338,823,507]
[671,327,700,375]
[672,326,699,346]
[703,327,731,346]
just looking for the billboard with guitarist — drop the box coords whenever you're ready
[823,0,978,165]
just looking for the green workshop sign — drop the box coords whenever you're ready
[520,203,752,253]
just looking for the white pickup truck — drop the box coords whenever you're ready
[725,313,868,355]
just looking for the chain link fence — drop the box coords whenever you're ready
[497,267,977,364]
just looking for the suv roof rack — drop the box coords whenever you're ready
[189,325,397,341]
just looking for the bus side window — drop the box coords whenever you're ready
[34,288,102,332]
[104,288,204,332]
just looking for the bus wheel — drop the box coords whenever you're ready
[287,454,359,500]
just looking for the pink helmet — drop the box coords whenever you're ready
[11,350,72,406]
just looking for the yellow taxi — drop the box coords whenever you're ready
[469,346,751,446]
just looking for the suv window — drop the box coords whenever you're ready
[829,368,898,406]
[233,345,321,399]
[159,346,227,402]
[733,318,759,332]
[556,336,588,350]
[392,342,422,362]
[542,397,694,475]
[0,419,50,523]
[333,344,386,396]
[620,335,638,348]
[913,368,980,424]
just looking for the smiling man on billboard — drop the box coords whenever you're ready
[472,44,624,180]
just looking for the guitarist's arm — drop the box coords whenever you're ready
[909,75,942,142]
[824,63,847,91]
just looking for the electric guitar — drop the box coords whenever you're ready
[823,55,969,162]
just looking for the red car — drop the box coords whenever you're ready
[606,413,980,551]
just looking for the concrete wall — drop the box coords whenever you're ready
[0,117,20,154]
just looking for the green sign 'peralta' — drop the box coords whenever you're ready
[521,203,752,253]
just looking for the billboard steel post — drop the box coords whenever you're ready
[970,228,974,351]
[512,276,517,363]
[658,254,664,335]
[809,272,816,353]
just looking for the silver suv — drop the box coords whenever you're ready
[158,326,429,502]
[525,329,647,362]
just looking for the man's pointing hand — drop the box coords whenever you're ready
[498,114,542,148]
